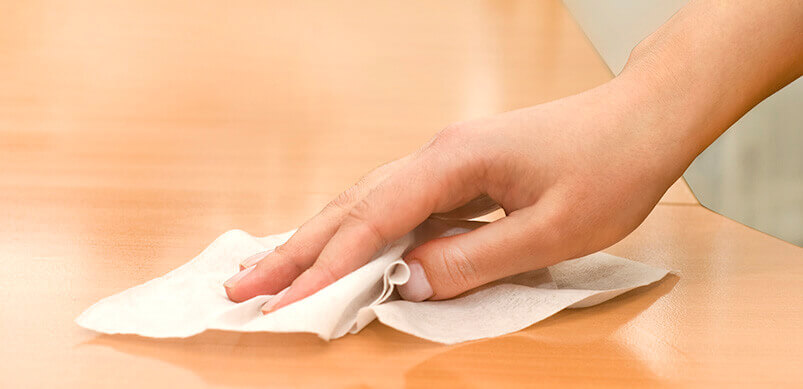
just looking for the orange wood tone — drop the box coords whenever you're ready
[1,1,798,387]
[660,178,698,205]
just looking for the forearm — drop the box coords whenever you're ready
[617,0,802,165]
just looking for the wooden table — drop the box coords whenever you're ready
[2,1,800,387]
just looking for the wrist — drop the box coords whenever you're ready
[576,64,704,188]
[614,52,717,167]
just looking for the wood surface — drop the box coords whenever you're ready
[1,1,799,387]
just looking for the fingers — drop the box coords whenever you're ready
[224,159,406,302]
[223,204,344,302]
[262,151,482,313]
[397,205,564,301]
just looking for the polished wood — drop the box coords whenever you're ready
[1,1,799,388]
[660,178,698,205]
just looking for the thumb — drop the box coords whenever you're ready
[398,208,558,301]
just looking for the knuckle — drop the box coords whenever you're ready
[327,164,390,214]
[345,201,388,251]
[345,197,371,223]
[428,122,469,150]
[436,245,477,292]
[272,242,297,258]
[329,186,360,211]
[272,242,309,272]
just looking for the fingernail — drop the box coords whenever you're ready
[261,288,289,314]
[224,265,254,289]
[239,249,273,270]
[398,260,433,302]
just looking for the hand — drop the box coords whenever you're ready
[222,0,803,314]
[222,73,692,313]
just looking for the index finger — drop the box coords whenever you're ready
[262,150,480,313]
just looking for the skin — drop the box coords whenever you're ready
[224,0,802,312]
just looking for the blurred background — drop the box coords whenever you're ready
[564,0,803,246]
[2,0,799,247]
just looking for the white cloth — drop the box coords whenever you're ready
[76,223,670,344]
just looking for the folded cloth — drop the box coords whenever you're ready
[76,220,670,344]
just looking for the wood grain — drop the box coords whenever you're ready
[0,1,798,387]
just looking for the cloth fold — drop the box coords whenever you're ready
[76,221,670,344]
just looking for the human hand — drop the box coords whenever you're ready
[221,0,803,314]
[222,74,693,313]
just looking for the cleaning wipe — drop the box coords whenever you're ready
[76,220,670,344]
